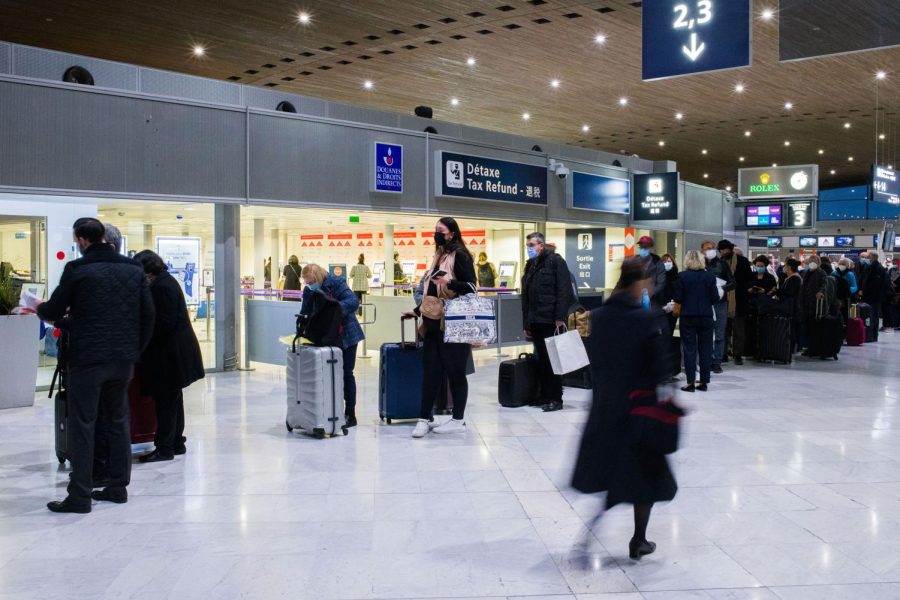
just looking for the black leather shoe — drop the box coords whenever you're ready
[345,413,358,428]
[681,384,696,393]
[139,450,174,463]
[697,383,708,392]
[711,364,723,374]
[91,487,128,504]
[629,539,657,560]
[541,401,563,412]
[734,357,744,366]
[173,446,187,455]
[47,499,91,514]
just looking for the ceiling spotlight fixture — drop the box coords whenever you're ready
[658,140,666,147]
[297,11,311,25]
[818,149,825,155]
[363,80,374,90]
[761,8,775,20]
[830,169,836,175]
[701,149,708,155]
[192,45,206,57]
[876,70,887,80]
[550,79,560,89]
[594,33,607,45]
[725,185,732,192]
[450,97,459,106]
[581,124,590,133]
[619,97,628,106]
[843,122,851,129]
[522,112,530,121]
[772,163,778,167]
[735,83,745,93]
[879,133,886,140]
[744,130,752,137]
[784,102,793,110]
[703,173,709,179]
[466,57,476,67]
[784,140,791,147]
[848,156,854,162]
[675,112,684,120]
[739,156,745,162]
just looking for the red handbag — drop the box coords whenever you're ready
[627,387,686,455]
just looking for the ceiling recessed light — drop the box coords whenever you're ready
[879,133,886,140]
[761,8,774,20]
[522,112,530,121]
[675,112,684,120]
[619,97,628,106]
[703,173,709,179]
[876,70,887,80]
[844,122,851,129]
[550,79,560,88]
[784,140,791,147]
[450,97,459,106]
[739,156,745,162]
[658,140,666,147]
[725,185,732,192]
[297,11,311,25]
[830,169,836,175]
[701,149,708,155]
[581,124,590,133]
[466,57,476,67]
[772,163,778,167]
[363,80,374,90]
[192,45,206,57]
[735,83,745,93]
[744,130,752,137]
[818,149,825,155]
[848,156,854,162]
[594,33,607,45]
[784,102,793,110]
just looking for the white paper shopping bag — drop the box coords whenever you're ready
[545,328,590,375]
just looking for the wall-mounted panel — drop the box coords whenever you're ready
[0,81,245,198]
[13,45,138,91]
[683,183,726,234]
[326,104,398,128]
[139,68,242,105]
[0,42,10,75]
[248,113,428,212]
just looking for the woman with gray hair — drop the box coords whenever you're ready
[103,223,124,254]
[673,250,720,392]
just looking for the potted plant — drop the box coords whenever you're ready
[0,272,39,409]
[0,272,21,315]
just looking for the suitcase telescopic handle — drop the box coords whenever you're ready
[401,315,421,347]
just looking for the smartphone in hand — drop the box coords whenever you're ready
[431,269,447,279]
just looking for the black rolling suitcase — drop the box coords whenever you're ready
[856,302,875,342]
[809,298,843,360]
[498,353,540,407]
[757,314,792,364]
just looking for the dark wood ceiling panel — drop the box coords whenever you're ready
[1,0,899,188]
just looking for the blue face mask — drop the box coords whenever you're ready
[663,261,673,271]
[861,258,871,266]
[307,282,322,292]
[756,267,767,274]
[526,246,539,260]
[638,248,650,258]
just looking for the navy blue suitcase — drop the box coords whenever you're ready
[379,318,424,424]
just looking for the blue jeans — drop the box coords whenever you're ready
[680,316,714,384]
[712,302,728,365]
[343,344,358,411]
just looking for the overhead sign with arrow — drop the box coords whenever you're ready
[642,0,751,81]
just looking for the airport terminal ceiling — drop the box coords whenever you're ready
[2,1,899,191]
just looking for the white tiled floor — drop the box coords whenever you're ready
[1,333,900,599]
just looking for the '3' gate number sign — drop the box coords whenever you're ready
[642,0,750,81]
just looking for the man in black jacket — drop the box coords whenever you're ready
[719,240,753,365]
[37,218,155,513]
[859,251,888,341]
[701,240,735,373]
[522,232,574,413]
[637,235,667,307]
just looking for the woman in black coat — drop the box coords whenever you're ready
[572,258,677,560]
[282,255,302,301]
[133,250,205,462]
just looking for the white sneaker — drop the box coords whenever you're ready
[411,419,430,438]
[432,418,466,434]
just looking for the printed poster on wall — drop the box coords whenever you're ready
[566,228,606,290]
[156,236,201,305]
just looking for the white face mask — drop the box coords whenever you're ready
[704,249,717,260]
[808,262,818,271]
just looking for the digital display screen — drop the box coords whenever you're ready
[767,237,783,248]
[835,236,855,248]
[799,237,817,247]
[498,264,515,277]
[745,204,783,228]
[817,236,835,247]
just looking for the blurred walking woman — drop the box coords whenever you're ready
[402,217,477,438]
[133,250,205,462]
[673,250,719,392]
[572,258,677,560]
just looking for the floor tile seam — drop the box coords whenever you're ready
[781,485,870,512]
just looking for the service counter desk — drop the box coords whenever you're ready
[243,290,536,367]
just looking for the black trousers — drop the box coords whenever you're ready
[530,323,563,403]
[66,361,133,505]
[870,302,882,341]
[152,388,184,456]
[680,316,714,384]
[420,330,469,421]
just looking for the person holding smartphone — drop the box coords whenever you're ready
[401,217,476,438]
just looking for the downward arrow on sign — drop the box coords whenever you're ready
[682,32,705,61]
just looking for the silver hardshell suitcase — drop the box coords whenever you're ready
[286,339,348,438]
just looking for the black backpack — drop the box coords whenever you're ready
[296,289,343,347]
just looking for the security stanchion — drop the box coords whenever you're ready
[495,295,509,358]
[359,302,377,358]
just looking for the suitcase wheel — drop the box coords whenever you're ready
[385,418,392,425]
[56,453,66,465]
[342,426,349,436]
[285,420,293,433]
[313,428,326,439]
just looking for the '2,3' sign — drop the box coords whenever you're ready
[672,1,712,61]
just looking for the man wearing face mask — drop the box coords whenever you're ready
[858,251,888,340]
[36,218,155,513]
[700,241,735,373]
[718,240,753,366]
[522,232,575,412]
[636,236,667,307]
